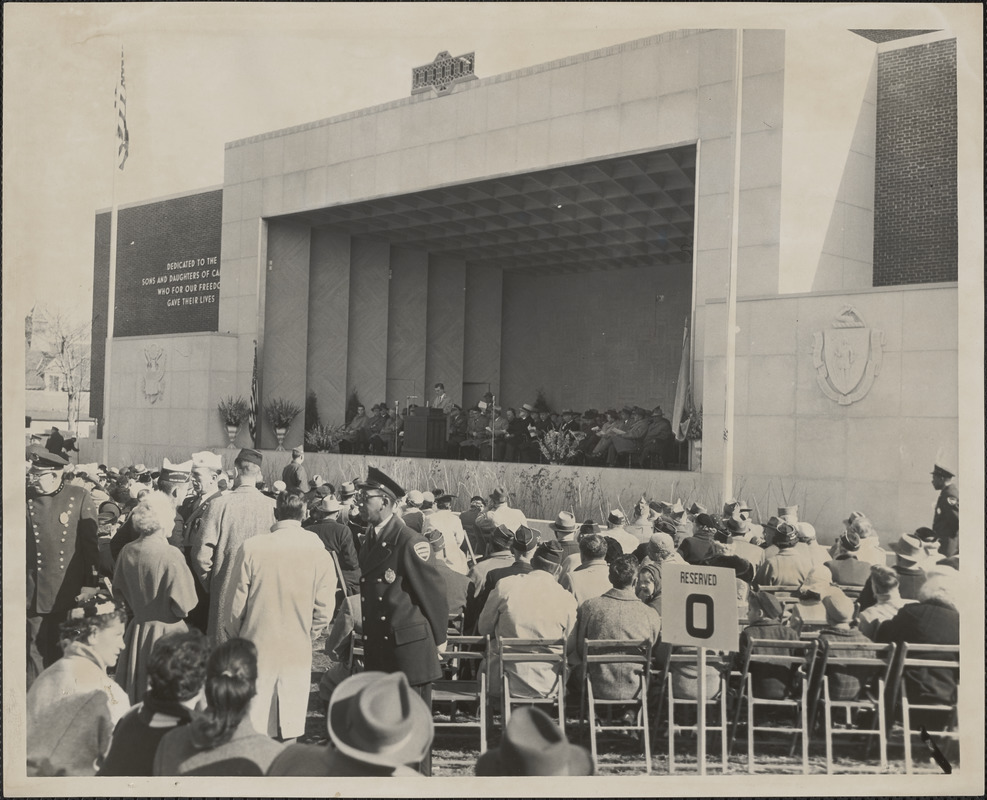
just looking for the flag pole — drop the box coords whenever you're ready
[723,29,744,504]
[102,45,126,466]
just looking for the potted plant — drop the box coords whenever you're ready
[537,429,580,466]
[305,422,346,453]
[683,396,703,471]
[217,396,249,448]
[264,397,302,451]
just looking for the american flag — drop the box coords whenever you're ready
[248,340,259,445]
[115,48,129,170]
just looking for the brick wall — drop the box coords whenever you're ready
[873,39,957,285]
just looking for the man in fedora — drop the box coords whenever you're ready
[269,671,434,776]
[930,460,959,557]
[475,706,592,776]
[305,495,362,598]
[477,541,576,701]
[856,532,929,612]
[26,445,100,683]
[179,451,225,633]
[281,446,308,494]
[463,521,516,633]
[487,486,527,533]
[471,526,541,619]
[560,534,611,606]
[355,467,448,773]
[604,509,641,555]
[192,448,276,645]
[549,511,581,559]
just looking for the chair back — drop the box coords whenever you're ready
[887,642,960,717]
[738,637,817,700]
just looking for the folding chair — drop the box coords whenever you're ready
[810,640,896,773]
[887,643,960,774]
[730,638,817,774]
[499,635,569,734]
[658,647,732,774]
[579,638,652,774]
[433,635,489,758]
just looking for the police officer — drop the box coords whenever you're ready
[356,466,448,775]
[931,461,959,557]
[26,445,100,686]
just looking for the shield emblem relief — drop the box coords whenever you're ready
[812,306,884,405]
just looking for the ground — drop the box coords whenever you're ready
[301,632,951,777]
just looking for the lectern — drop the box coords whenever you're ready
[402,407,448,458]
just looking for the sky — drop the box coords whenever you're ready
[3,2,979,328]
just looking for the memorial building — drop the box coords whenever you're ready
[90,28,959,539]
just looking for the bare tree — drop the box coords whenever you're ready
[34,307,90,434]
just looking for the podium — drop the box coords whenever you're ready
[402,407,448,458]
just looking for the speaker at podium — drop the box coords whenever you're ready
[402,407,447,458]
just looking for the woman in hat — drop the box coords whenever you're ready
[635,561,662,614]
[113,492,198,705]
[269,671,433,776]
[153,638,284,776]
[26,590,130,775]
[855,533,929,612]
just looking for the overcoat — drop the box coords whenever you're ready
[227,521,336,739]
[358,513,448,686]
[191,484,275,644]
[113,533,198,704]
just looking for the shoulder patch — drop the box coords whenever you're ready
[946,496,958,508]
[413,541,431,561]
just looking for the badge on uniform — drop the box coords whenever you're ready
[413,542,431,561]
[384,568,397,584]
[59,512,69,526]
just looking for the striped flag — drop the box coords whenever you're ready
[248,340,259,445]
[115,48,129,170]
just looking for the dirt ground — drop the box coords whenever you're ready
[302,633,950,777]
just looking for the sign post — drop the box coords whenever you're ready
[661,563,739,775]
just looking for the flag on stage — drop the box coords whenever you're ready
[115,48,129,170]
[248,340,259,445]
[672,320,691,442]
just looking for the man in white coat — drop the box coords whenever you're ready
[227,492,336,741]
[422,493,470,574]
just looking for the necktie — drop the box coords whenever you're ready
[366,526,377,548]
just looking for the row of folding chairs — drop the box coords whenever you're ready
[345,629,957,776]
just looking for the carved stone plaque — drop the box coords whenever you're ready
[812,306,885,405]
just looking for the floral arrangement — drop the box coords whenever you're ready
[217,395,249,427]
[537,429,580,465]
[682,394,703,440]
[305,422,346,452]
[264,397,302,430]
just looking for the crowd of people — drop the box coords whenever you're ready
[327,383,684,469]
[24,438,960,776]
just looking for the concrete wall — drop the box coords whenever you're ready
[701,283,957,545]
[104,332,240,463]
[219,28,788,424]
[500,263,692,412]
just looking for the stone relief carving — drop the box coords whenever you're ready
[812,305,885,405]
[141,344,166,404]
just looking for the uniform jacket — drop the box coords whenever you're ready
[305,517,362,592]
[113,533,198,704]
[358,513,449,685]
[227,520,336,739]
[933,483,959,556]
[191,484,275,644]
[27,482,99,615]
[281,461,308,493]
[574,587,661,700]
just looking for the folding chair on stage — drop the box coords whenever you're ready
[658,646,732,774]
[730,638,817,774]
[433,634,489,757]
[887,643,960,774]
[499,635,569,735]
[579,638,652,774]
[809,640,896,773]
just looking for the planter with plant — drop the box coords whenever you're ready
[305,422,346,453]
[264,397,302,450]
[217,396,249,448]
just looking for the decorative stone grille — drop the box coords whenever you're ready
[412,51,477,96]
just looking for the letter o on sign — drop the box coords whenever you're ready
[685,593,715,639]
